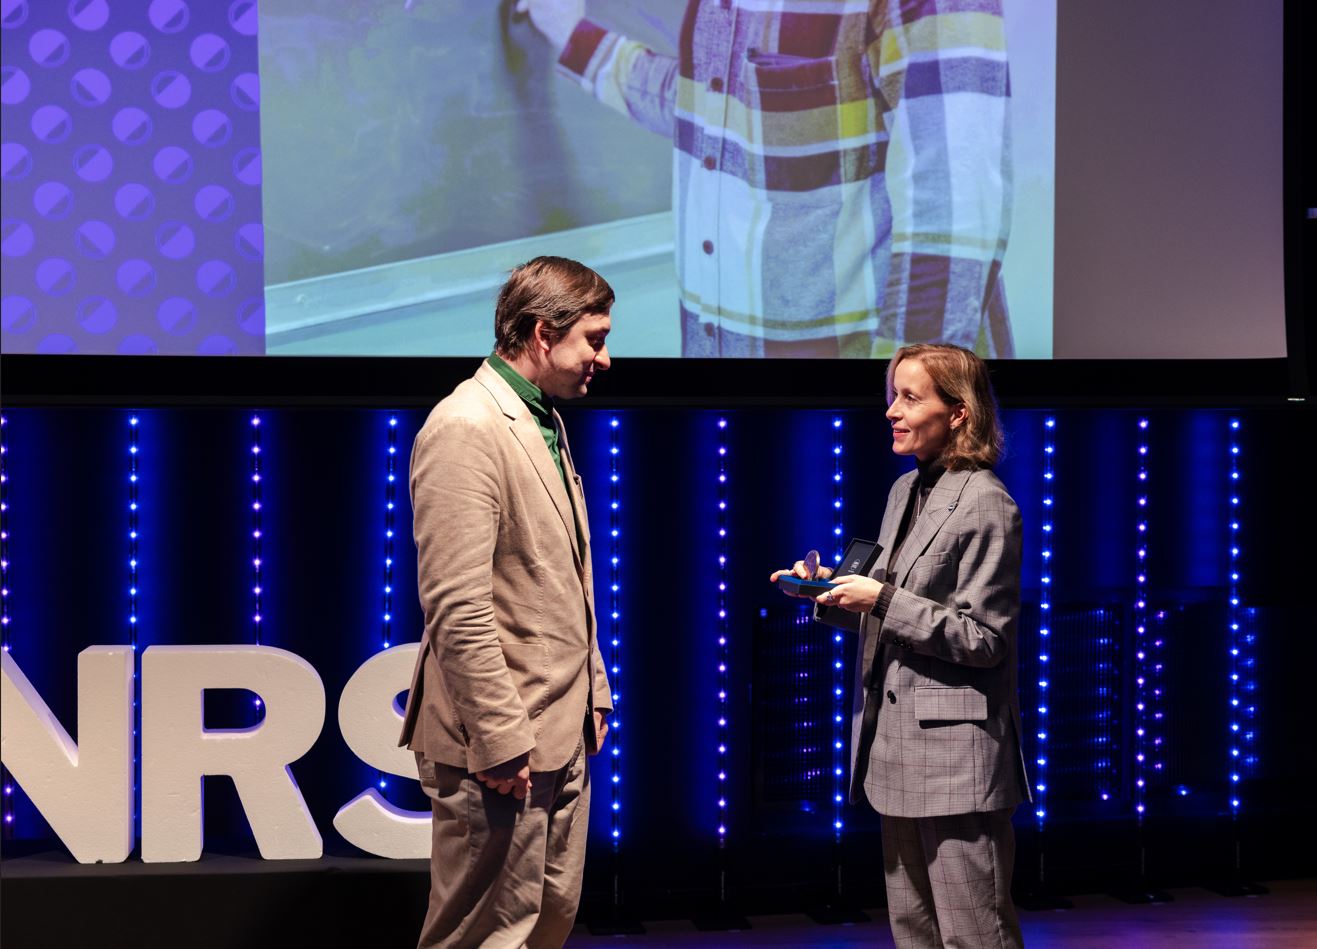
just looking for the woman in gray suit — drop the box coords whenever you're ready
[773,343,1029,949]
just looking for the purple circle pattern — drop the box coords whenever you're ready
[76,294,117,332]
[72,142,113,181]
[2,65,33,104]
[156,294,194,334]
[108,30,150,69]
[152,143,192,182]
[33,180,74,218]
[2,141,35,178]
[29,29,72,68]
[2,2,32,31]
[1,217,35,256]
[69,66,110,106]
[68,0,111,33]
[2,0,264,354]
[154,218,194,258]
[111,105,151,144]
[74,218,114,257]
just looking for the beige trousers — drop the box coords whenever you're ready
[416,741,590,949]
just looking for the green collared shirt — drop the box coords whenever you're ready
[488,353,566,486]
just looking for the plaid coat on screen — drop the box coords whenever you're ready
[558,0,1015,357]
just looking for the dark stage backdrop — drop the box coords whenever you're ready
[1,404,1314,903]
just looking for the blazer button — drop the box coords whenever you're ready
[886,690,897,704]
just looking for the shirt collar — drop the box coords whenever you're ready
[488,353,553,422]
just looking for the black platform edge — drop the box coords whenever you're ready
[0,852,431,949]
[0,354,1305,409]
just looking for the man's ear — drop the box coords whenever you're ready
[531,319,553,355]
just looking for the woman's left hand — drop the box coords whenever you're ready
[815,574,884,613]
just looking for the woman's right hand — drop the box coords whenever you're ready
[769,557,834,595]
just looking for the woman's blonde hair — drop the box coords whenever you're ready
[885,343,1004,470]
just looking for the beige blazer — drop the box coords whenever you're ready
[399,361,612,774]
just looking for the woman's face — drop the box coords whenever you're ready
[885,358,966,462]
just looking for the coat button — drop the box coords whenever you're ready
[702,239,714,255]
[709,76,724,93]
[887,690,897,704]
[703,155,716,170]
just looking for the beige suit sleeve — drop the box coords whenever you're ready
[411,416,535,773]
[591,638,613,715]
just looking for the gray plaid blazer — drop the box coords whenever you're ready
[850,466,1031,818]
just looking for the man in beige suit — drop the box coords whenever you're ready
[400,256,614,948]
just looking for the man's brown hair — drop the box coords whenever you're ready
[493,256,614,358]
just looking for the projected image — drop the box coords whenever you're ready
[0,3,267,356]
[260,0,1055,358]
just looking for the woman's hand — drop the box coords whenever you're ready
[815,574,883,613]
[769,557,834,596]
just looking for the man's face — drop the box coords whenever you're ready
[539,312,611,400]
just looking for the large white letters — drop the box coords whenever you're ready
[0,647,134,863]
[2,642,429,863]
[141,645,325,862]
[332,642,430,859]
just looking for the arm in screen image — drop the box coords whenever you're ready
[519,0,1015,358]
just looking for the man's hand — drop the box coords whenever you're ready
[769,556,834,595]
[816,574,883,613]
[591,709,609,755]
[475,751,532,800]
[513,0,584,53]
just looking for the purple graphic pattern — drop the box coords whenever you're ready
[1,0,264,355]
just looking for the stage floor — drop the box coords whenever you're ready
[3,849,1313,948]
[569,879,1317,948]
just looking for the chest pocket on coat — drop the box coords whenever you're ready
[904,554,956,597]
[913,686,987,724]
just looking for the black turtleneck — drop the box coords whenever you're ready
[870,458,946,620]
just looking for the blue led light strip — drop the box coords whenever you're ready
[608,416,622,846]
[128,414,141,827]
[378,415,399,796]
[716,417,729,843]
[250,415,264,711]
[1,413,11,654]
[128,416,140,648]
[1036,416,1055,830]
[1,413,13,835]
[0,413,10,654]
[1227,418,1250,814]
[383,416,397,653]
[1133,418,1150,820]
[830,417,845,839]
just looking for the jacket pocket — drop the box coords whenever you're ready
[913,686,988,723]
[738,52,846,158]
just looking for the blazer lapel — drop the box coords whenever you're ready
[858,470,917,652]
[475,363,580,564]
[554,409,588,572]
[889,468,976,588]
[873,470,918,581]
